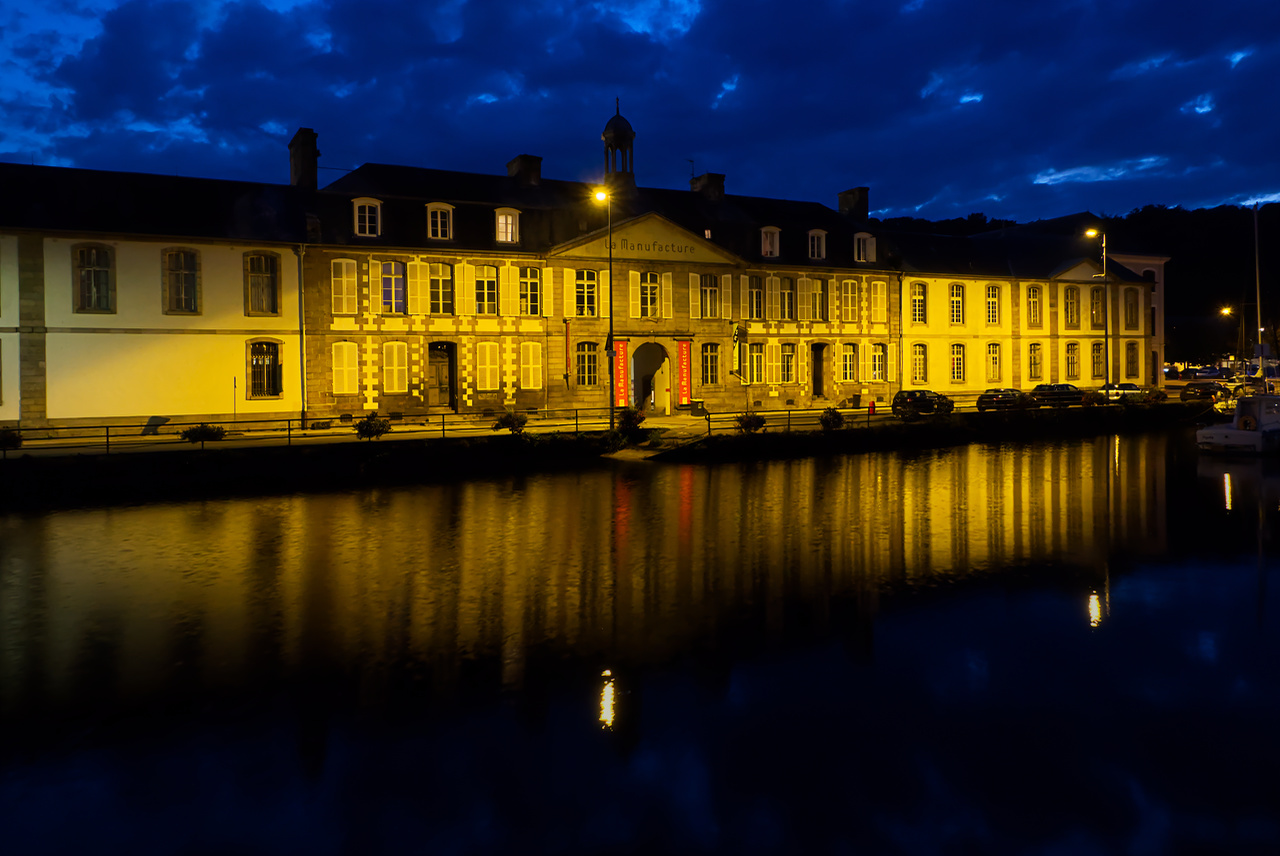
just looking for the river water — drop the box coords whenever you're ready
[1,430,1277,854]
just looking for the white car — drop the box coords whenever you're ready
[1101,383,1144,400]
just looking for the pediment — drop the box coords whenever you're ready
[548,212,741,265]
[1053,260,1102,281]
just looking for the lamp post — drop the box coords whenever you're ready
[595,189,615,431]
[1221,306,1243,368]
[1085,228,1110,387]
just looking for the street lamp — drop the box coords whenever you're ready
[1085,228,1110,387]
[594,189,615,431]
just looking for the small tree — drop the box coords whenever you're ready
[819,407,845,431]
[735,412,766,434]
[493,409,529,434]
[179,423,227,450]
[617,406,646,443]
[354,413,392,441]
[0,427,21,460]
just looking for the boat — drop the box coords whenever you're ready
[1196,395,1280,454]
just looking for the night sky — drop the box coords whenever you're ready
[3,0,1278,222]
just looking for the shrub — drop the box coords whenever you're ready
[735,412,766,434]
[819,407,845,431]
[645,428,664,448]
[0,427,22,458]
[493,410,529,434]
[179,423,226,449]
[1082,391,1106,407]
[1139,389,1168,404]
[617,406,646,442]
[354,413,392,441]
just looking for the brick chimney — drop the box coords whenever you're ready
[288,128,320,190]
[838,186,869,220]
[690,173,725,202]
[507,154,542,186]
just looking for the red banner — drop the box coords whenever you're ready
[614,340,629,407]
[678,340,691,405]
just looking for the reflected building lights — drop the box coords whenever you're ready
[1224,473,1234,511]
[1089,592,1103,627]
[599,669,616,729]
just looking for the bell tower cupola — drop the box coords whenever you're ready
[602,99,636,192]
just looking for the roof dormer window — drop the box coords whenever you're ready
[808,229,827,260]
[427,202,454,241]
[495,207,520,243]
[855,231,876,263]
[353,197,381,237]
[761,226,780,258]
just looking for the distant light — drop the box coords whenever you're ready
[1224,473,1233,511]
[1085,229,1099,238]
[595,190,607,202]
[599,669,615,729]
[1221,307,1233,316]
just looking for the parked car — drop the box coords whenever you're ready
[975,388,1037,412]
[1031,383,1085,407]
[1180,381,1230,402]
[1100,382,1144,400]
[891,389,955,419]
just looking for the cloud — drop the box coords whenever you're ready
[1033,157,1169,186]
[1181,94,1215,115]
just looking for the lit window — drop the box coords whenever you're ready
[779,277,796,321]
[986,343,1000,382]
[520,268,541,316]
[248,340,282,397]
[576,342,599,385]
[1091,287,1106,328]
[911,283,927,324]
[383,341,408,393]
[949,283,965,324]
[332,342,358,395]
[701,343,719,385]
[1028,343,1042,380]
[639,272,659,318]
[808,230,826,260]
[872,343,887,381]
[912,343,927,383]
[245,252,280,315]
[1065,287,1080,327]
[761,226,780,257]
[842,343,858,382]
[811,278,827,321]
[781,343,796,383]
[332,259,358,315]
[749,343,765,383]
[429,263,453,314]
[700,274,719,318]
[1092,341,1105,378]
[986,284,1000,325]
[381,261,406,314]
[476,341,500,390]
[495,208,520,243]
[163,248,199,314]
[427,203,453,240]
[841,280,857,323]
[748,276,764,320]
[475,265,498,315]
[950,343,965,382]
[1028,286,1041,327]
[1066,342,1080,379]
[576,270,598,317]
[353,198,381,237]
[74,244,114,313]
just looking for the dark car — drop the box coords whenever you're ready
[1180,381,1229,402]
[891,389,955,419]
[975,388,1036,412]
[1031,383,1085,407]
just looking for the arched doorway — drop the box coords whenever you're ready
[632,342,671,415]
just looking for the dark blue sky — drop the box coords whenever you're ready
[2,0,1278,222]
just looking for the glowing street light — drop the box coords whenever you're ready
[594,189,616,432]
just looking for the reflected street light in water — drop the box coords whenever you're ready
[599,669,616,729]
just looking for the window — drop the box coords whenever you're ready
[475,265,498,315]
[950,344,965,383]
[332,259,358,315]
[1092,342,1105,378]
[701,343,719,385]
[1091,287,1106,328]
[1124,288,1139,329]
[576,270,598,317]
[383,342,408,393]
[855,232,876,263]
[353,198,381,237]
[520,342,543,389]
[1027,286,1041,327]
[332,342,358,395]
[427,203,453,240]
[910,283,927,324]
[986,285,999,325]
[1066,342,1080,379]
[381,261,406,314]
[842,343,857,381]
[749,343,764,383]
[748,276,764,320]
[163,248,199,314]
[245,252,280,315]
[700,274,719,318]
[74,244,114,313]
[429,263,453,314]
[781,343,796,383]
[639,272,659,318]
[248,341,282,397]
[1064,287,1080,327]
[495,208,519,243]
[1126,341,1139,378]
[576,342,599,385]
[870,281,887,323]
[779,277,796,321]
[986,343,1000,382]
[761,226,780,257]
[871,344,886,381]
[912,343,927,383]
[949,283,964,324]
[476,341,499,391]
[1028,343,1042,380]
[811,279,827,321]
[808,230,826,260]
[520,268,541,316]
[841,280,857,322]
